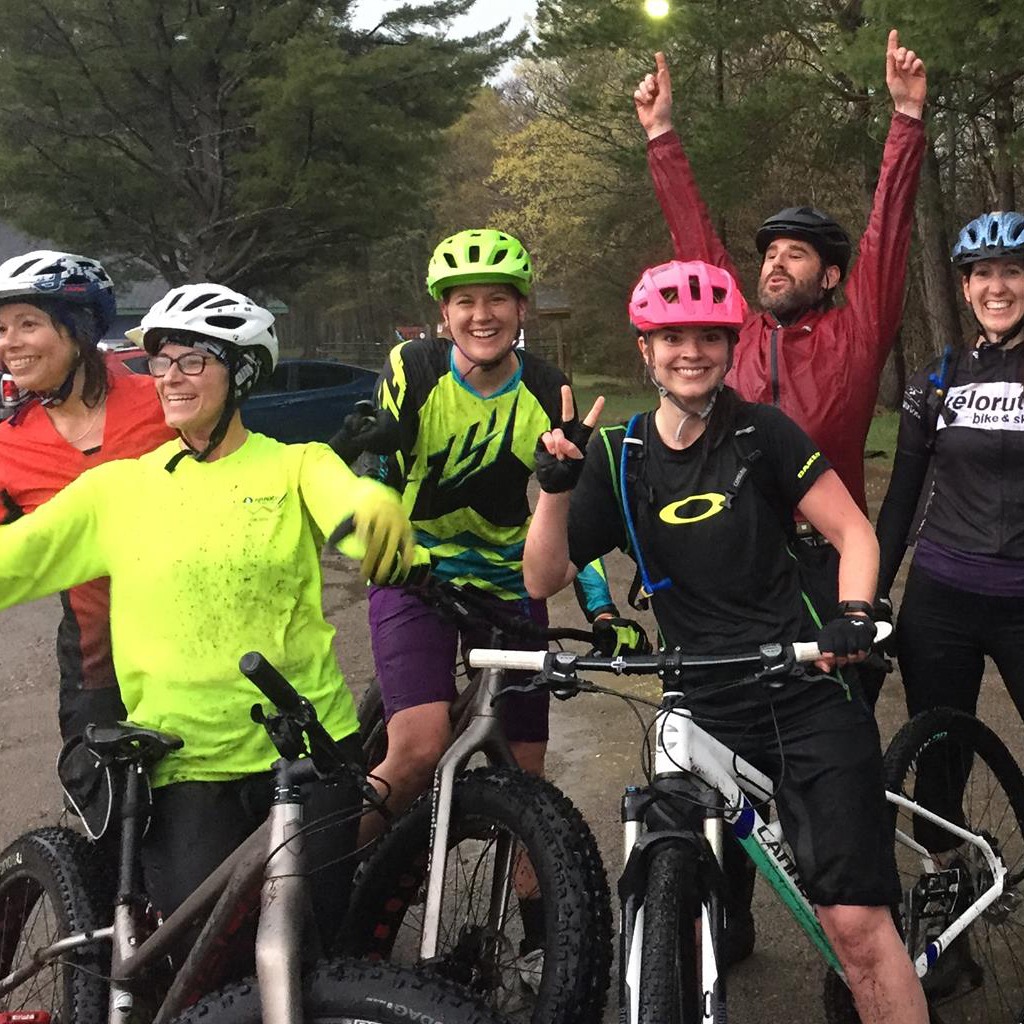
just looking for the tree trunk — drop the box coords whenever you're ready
[992,83,1017,210]
[915,137,963,357]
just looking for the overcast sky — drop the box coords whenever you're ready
[349,0,537,39]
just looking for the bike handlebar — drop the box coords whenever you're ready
[467,622,892,676]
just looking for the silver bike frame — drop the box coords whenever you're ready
[419,665,519,961]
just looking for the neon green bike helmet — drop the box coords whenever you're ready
[426,229,533,300]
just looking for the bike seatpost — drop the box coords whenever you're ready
[109,765,146,1020]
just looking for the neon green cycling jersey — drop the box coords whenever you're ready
[0,433,386,787]
[371,338,570,599]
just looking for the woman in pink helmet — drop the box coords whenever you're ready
[524,260,927,1024]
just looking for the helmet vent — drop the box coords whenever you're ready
[206,315,246,329]
[490,247,508,265]
[11,258,38,276]
[712,286,726,303]
[468,245,480,263]
[688,275,701,301]
[183,293,219,311]
[443,253,458,269]
[659,287,679,304]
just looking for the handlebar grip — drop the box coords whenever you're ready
[239,652,303,712]
[327,516,355,549]
[791,641,821,663]
[467,649,548,672]
[792,621,892,664]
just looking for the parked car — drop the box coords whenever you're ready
[109,351,377,445]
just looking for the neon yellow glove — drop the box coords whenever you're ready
[352,487,414,585]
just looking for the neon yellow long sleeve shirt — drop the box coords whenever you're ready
[1,433,386,787]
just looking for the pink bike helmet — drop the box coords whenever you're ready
[628,260,748,332]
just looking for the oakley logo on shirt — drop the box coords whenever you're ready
[658,492,728,525]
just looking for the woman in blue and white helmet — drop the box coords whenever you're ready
[0,251,172,739]
[877,211,1024,763]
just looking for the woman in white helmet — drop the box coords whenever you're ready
[0,250,173,739]
[0,282,415,935]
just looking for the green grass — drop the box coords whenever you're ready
[574,371,901,466]
[572,373,652,426]
[865,410,899,465]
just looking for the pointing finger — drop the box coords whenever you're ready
[886,28,899,56]
[582,395,605,429]
[655,51,668,75]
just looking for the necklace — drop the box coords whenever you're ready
[53,398,106,447]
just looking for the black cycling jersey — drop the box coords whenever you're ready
[568,400,829,658]
[876,342,1024,594]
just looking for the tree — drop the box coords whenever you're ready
[0,0,520,290]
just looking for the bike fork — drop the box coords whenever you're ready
[703,804,727,1024]
[420,667,517,962]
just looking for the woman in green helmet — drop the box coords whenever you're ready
[349,229,612,836]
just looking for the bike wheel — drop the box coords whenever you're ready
[0,827,109,1024]
[357,678,388,772]
[343,766,611,1024]
[636,843,701,1024]
[883,707,1024,1023]
[169,956,508,1023]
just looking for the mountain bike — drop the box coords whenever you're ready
[467,629,1024,1024]
[0,651,510,1024]
[343,579,614,1024]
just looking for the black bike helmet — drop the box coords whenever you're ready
[755,207,852,280]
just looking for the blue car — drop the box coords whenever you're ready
[108,350,377,445]
[243,359,377,444]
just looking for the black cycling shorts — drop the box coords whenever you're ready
[670,676,900,908]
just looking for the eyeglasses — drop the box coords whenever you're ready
[147,352,211,377]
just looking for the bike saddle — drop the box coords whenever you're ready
[84,722,184,764]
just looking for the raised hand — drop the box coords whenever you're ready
[633,51,674,141]
[534,385,604,493]
[885,28,926,120]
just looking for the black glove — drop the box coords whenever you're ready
[592,617,653,657]
[329,401,400,465]
[816,614,877,659]
[534,415,594,493]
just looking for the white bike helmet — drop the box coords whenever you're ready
[129,283,278,382]
[131,284,279,469]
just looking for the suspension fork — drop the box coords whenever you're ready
[420,663,518,962]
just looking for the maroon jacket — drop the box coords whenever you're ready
[647,113,926,512]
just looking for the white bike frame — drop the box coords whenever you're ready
[468,635,1009,1023]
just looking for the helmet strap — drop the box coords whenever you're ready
[35,353,83,409]
[643,342,720,439]
[975,311,1024,350]
[163,348,240,473]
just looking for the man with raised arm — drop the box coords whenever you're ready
[634,30,925,522]
[632,29,926,965]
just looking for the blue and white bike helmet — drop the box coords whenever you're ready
[951,212,1024,269]
[0,250,116,336]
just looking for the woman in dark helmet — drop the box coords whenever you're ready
[0,282,414,928]
[877,211,1024,725]
[0,250,172,739]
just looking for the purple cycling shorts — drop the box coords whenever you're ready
[368,585,551,743]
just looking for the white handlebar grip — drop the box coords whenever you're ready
[467,649,548,672]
